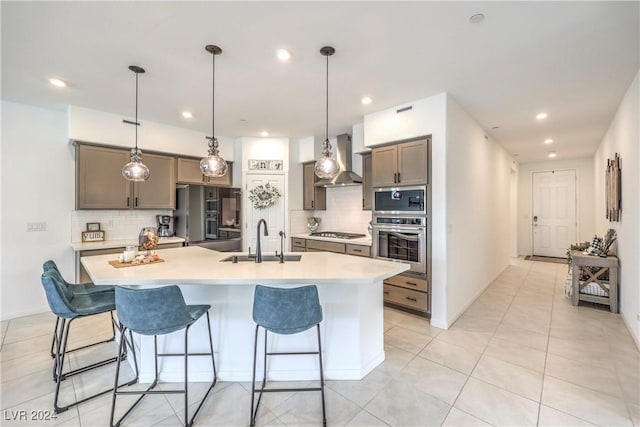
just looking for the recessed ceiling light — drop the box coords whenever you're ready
[182,111,193,119]
[261,131,269,137]
[276,49,291,62]
[544,138,553,144]
[536,112,548,120]
[548,151,557,158]
[469,13,485,24]
[48,78,67,87]
[361,96,372,105]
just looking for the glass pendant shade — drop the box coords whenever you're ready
[122,148,150,181]
[200,137,228,177]
[314,139,340,179]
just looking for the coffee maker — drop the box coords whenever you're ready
[156,215,173,237]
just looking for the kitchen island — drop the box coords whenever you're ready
[81,246,408,383]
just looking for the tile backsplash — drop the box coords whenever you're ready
[290,186,372,235]
[71,210,173,242]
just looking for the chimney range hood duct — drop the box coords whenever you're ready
[314,133,363,187]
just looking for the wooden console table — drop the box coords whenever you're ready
[571,251,619,313]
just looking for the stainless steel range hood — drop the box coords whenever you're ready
[314,133,363,187]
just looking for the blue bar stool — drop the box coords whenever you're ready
[43,260,116,360]
[250,285,326,427]
[111,285,217,427]
[41,270,135,413]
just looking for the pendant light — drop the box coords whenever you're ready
[122,65,150,181]
[314,46,340,179]
[200,45,228,177]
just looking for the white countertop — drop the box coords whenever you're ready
[291,233,372,246]
[81,245,406,286]
[71,236,185,252]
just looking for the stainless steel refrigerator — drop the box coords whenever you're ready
[174,185,241,251]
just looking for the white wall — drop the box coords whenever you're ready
[1,101,73,319]
[517,158,596,256]
[593,71,639,347]
[68,105,235,160]
[445,96,513,325]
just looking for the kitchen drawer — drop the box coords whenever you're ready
[291,237,306,248]
[345,244,370,257]
[305,239,345,254]
[384,274,428,292]
[158,242,183,249]
[383,284,428,312]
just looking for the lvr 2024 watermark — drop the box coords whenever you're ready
[3,409,57,421]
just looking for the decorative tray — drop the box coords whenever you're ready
[108,258,164,268]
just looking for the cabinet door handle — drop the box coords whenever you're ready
[383,291,390,295]
[126,197,130,207]
[311,200,314,209]
[396,106,413,113]
[393,173,397,183]
[405,281,418,286]
[135,197,138,207]
[406,296,418,302]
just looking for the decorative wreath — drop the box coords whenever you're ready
[249,183,281,209]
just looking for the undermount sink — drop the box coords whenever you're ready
[220,254,302,263]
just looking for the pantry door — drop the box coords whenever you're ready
[244,173,286,254]
[532,170,577,257]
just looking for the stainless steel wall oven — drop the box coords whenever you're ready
[372,216,427,276]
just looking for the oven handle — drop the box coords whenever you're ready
[373,226,424,238]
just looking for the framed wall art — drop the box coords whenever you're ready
[605,152,621,222]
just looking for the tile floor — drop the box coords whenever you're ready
[1,258,638,426]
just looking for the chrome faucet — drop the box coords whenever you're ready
[255,219,268,263]
[276,230,286,263]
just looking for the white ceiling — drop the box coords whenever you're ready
[2,1,638,163]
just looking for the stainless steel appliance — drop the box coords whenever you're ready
[156,215,173,237]
[174,185,241,251]
[373,185,426,215]
[372,216,427,275]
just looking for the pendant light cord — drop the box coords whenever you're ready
[134,70,139,151]
[212,51,215,139]
[325,52,329,144]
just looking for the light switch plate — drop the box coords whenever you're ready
[26,221,46,232]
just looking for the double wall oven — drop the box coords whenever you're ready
[372,185,429,276]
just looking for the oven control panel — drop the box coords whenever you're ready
[374,216,425,226]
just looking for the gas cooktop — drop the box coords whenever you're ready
[310,231,367,239]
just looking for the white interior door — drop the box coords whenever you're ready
[244,174,286,254]
[532,170,577,257]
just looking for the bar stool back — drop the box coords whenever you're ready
[110,285,217,427]
[250,285,326,427]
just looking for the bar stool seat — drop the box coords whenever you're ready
[41,270,134,414]
[250,285,326,427]
[110,285,217,427]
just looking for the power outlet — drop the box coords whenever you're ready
[26,221,46,232]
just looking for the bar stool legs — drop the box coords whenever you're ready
[110,311,217,427]
[249,323,326,427]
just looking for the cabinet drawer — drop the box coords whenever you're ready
[384,274,428,292]
[305,239,345,254]
[291,237,306,248]
[157,242,183,249]
[345,244,370,257]
[383,284,428,312]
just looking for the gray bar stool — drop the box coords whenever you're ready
[40,269,135,413]
[43,260,116,359]
[250,285,326,427]
[110,285,217,427]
